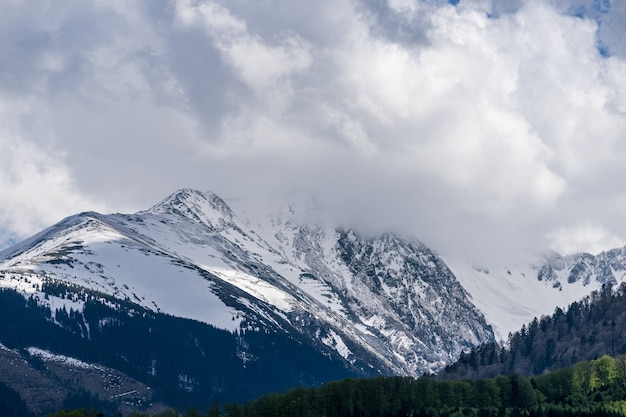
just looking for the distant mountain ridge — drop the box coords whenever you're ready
[447,247,626,341]
[1,189,625,413]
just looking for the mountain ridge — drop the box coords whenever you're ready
[0,188,495,377]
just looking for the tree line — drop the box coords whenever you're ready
[441,283,626,380]
[0,283,357,415]
[44,354,626,417]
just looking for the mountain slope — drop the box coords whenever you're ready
[0,189,494,381]
[0,285,357,414]
[447,248,626,341]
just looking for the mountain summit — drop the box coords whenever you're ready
[0,189,493,376]
[145,188,237,225]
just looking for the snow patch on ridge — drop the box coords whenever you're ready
[447,259,604,341]
[27,347,104,370]
[0,216,244,332]
[204,266,296,312]
[0,272,43,294]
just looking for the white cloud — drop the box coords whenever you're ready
[175,0,312,93]
[325,2,574,214]
[0,98,103,243]
[547,224,625,255]
[0,0,626,260]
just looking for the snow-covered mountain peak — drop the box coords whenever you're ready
[446,244,626,342]
[144,188,237,228]
[0,189,502,376]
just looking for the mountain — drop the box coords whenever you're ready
[0,188,491,412]
[0,188,494,373]
[1,188,626,413]
[446,248,626,341]
[0,283,356,414]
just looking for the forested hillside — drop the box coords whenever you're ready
[32,282,626,417]
[0,380,31,417]
[441,283,626,380]
[0,285,357,415]
[45,354,626,417]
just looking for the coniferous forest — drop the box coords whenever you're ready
[39,283,626,417]
[0,283,358,415]
[441,283,626,380]
[9,283,626,416]
[43,354,626,417]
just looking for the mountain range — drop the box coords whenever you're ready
[0,189,624,413]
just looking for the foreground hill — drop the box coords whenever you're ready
[226,354,626,417]
[0,286,356,415]
[52,355,626,417]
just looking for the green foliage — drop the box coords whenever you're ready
[48,355,626,417]
[573,360,594,395]
[592,355,617,390]
[202,355,626,417]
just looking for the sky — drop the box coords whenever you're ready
[0,0,625,262]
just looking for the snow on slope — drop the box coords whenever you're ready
[447,260,597,342]
[0,214,243,331]
[0,191,398,374]
[27,347,105,371]
[447,248,626,342]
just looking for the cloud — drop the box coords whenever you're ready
[547,224,625,255]
[0,97,103,243]
[0,0,625,262]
